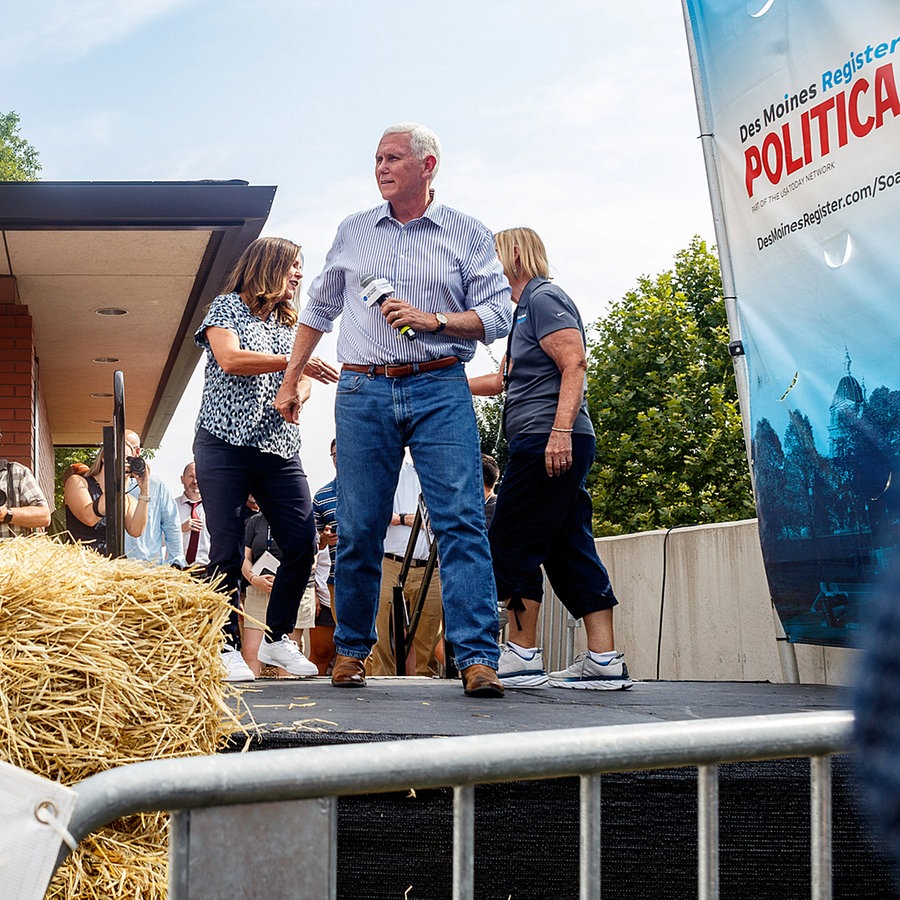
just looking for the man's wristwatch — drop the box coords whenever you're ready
[3,510,13,524]
[433,312,448,334]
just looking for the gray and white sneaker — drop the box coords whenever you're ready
[257,635,318,676]
[497,643,549,687]
[221,645,256,682]
[548,652,633,690]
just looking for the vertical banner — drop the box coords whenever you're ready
[683,1,900,646]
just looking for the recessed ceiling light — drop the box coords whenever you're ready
[94,308,129,316]
[92,357,120,364]
[90,392,113,398]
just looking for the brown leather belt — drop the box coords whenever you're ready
[384,551,428,568]
[341,356,459,378]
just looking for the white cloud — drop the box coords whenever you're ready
[0,0,197,67]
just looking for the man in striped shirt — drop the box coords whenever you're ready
[274,122,512,697]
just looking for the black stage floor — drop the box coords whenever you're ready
[232,675,851,737]
[225,679,900,899]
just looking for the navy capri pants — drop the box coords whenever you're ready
[489,431,617,619]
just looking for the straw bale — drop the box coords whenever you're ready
[0,535,245,899]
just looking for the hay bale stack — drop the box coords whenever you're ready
[0,535,241,899]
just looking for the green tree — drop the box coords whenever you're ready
[53,447,97,508]
[585,236,755,535]
[0,111,41,181]
[474,394,508,475]
[473,344,509,474]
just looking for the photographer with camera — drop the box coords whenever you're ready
[122,429,186,568]
[64,433,151,556]
[0,430,51,539]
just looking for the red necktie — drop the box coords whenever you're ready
[186,501,201,564]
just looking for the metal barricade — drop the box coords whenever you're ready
[53,710,853,899]
[102,370,127,558]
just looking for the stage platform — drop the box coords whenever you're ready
[222,678,900,899]
[232,675,851,737]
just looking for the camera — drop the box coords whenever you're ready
[0,489,7,507]
[127,455,146,476]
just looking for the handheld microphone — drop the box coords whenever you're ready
[360,273,417,341]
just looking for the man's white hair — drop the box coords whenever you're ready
[382,122,441,179]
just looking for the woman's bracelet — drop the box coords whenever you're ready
[551,426,574,433]
[138,494,151,502]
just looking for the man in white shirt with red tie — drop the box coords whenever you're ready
[176,461,210,573]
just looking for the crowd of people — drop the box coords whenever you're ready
[3,122,632,697]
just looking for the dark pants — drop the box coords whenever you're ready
[193,427,316,647]
[489,432,617,618]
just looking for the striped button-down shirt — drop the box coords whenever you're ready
[312,477,338,584]
[300,200,513,364]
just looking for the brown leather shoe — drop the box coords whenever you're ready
[461,664,504,698]
[331,653,367,687]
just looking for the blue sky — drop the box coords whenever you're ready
[3,0,716,493]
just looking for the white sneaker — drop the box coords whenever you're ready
[548,651,633,690]
[257,635,318,676]
[497,643,549,687]
[221,645,256,682]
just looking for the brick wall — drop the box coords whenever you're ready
[0,299,37,472]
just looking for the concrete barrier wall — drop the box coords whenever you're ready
[549,519,858,686]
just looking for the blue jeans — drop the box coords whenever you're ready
[193,427,317,647]
[333,364,499,670]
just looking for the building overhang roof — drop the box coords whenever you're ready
[0,180,276,447]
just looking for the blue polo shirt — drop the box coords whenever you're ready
[503,278,594,442]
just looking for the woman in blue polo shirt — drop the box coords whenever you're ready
[470,227,632,691]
